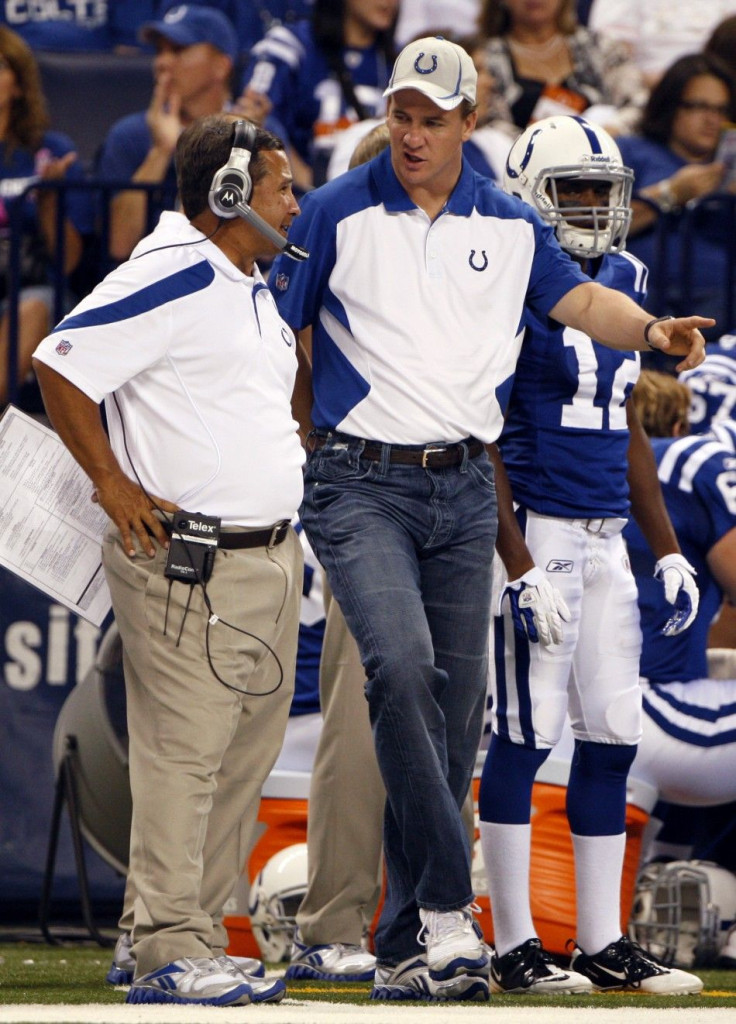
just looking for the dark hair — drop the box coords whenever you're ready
[312,0,397,79]
[639,52,736,145]
[705,15,736,76]
[477,0,577,39]
[0,25,49,153]
[175,114,284,219]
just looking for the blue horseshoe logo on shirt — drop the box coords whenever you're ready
[469,249,488,272]
[414,52,438,75]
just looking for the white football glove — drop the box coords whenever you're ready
[654,553,699,636]
[500,567,571,648]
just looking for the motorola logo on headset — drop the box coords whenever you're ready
[207,119,309,262]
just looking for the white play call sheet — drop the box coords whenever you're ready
[0,405,111,626]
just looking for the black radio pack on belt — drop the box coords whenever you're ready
[164,512,221,584]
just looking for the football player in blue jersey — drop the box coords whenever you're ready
[478,114,704,996]
[238,0,399,189]
[680,334,736,435]
[623,371,736,869]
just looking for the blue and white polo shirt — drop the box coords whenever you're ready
[270,147,588,445]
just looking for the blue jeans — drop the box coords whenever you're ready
[300,432,497,965]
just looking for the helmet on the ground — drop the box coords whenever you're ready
[248,843,308,961]
[629,859,736,967]
[503,114,633,258]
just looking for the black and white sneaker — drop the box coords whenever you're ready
[490,938,592,994]
[570,935,703,994]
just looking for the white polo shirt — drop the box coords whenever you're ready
[270,148,588,445]
[34,212,304,526]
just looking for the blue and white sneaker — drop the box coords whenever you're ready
[418,906,489,981]
[371,953,489,1001]
[214,955,285,1003]
[285,928,376,981]
[126,957,253,1005]
[104,933,266,987]
[106,932,135,986]
[224,955,265,979]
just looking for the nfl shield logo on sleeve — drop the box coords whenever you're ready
[55,339,72,356]
[274,273,289,292]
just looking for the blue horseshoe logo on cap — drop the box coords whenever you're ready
[414,52,438,74]
[469,250,488,272]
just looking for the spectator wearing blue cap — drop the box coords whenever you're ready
[96,4,239,262]
[157,0,315,67]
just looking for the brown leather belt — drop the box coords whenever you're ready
[309,434,484,468]
[157,519,291,549]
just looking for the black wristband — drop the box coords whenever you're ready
[643,315,674,349]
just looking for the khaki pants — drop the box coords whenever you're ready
[296,582,385,946]
[104,523,302,976]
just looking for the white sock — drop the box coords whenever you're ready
[479,820,535,957]
[573,831,626,954]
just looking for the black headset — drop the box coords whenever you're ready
[206,119,309,262]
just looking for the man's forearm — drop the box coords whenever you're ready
[32,360,122,489]
[553,282,650,351]
[487,443,534,579]
[626,403,680,560]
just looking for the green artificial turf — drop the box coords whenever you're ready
[1,942,736,1009]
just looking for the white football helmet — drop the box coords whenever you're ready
[504,114,633,258]
[248,843,308,961]
[629,860,736,967]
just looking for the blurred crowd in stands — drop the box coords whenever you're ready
[3,0,736,406]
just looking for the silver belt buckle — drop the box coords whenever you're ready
[421,444,447,468]
[268,520,290,549]
[585,518,606,534]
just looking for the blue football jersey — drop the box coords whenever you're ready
[500,250,648,518]
[624,424,736,682]
[244,19,390,173]
[679,340,736,434]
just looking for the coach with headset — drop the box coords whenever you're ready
[32,115,306,1008]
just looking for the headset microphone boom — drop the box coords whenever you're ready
[208,119,309,262]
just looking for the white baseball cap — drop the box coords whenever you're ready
[383,36,477,111]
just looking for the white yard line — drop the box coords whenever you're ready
[0,1004,733,1024]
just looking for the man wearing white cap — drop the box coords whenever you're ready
[269,35,710,1001]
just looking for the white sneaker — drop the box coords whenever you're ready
[570,935,704,994]
[285,928,376,981]
[229,954,265,978]
[126,957,253,1005]
[417,906,489,981]
[106,932,135,986]
[371,953,488,1001]
[214,955,285,1003]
